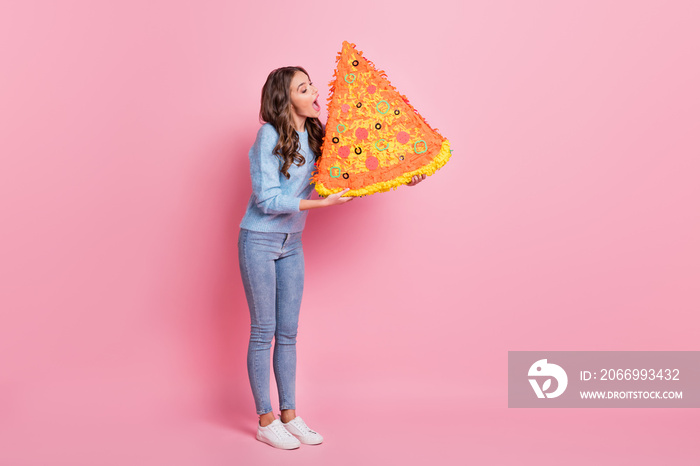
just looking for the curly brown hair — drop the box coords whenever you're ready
[259,66,324,179]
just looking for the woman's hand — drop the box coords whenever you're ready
[323,188,354,206]
[406,174,427,186]
[299,189,354,210]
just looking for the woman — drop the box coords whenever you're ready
[238,66,425,450]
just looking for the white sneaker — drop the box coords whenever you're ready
[280,414,324,445]
[256,419,301,449]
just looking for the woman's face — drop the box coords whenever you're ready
[289,71,320,122]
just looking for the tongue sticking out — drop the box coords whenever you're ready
[312,99,320,111]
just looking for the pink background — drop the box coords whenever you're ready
[2,0,699,464]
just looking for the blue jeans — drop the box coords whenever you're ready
[238,228,304,415]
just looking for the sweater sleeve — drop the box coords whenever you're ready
[249,125,302,214]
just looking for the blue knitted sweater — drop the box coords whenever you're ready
[239,123,317,233]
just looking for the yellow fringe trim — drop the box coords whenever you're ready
[314,139,452,197]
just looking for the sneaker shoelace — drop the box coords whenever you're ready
[290,417,317,435]
[271,422,296,440]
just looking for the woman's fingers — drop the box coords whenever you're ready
[406,174,427,186]
[329,188,349,199]
[327,188,354,204]
[339,188,353,202]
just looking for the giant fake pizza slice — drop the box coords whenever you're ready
[313,41,451,197]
